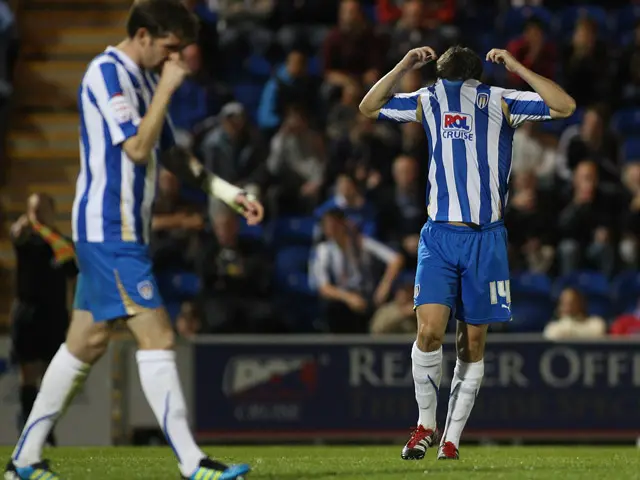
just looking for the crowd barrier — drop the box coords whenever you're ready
[1,335,639,445]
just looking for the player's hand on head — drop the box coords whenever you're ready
[486,49,521,73]
[235,193,264,226]
[159,55,190,93]
[399,46,437,71]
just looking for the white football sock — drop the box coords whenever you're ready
[411,343,442,430]
[442,358,484,447]
[136,350,205,477]
[13,344,90,467]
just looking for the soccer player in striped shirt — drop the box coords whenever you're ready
[5,1,261,479]
[360,46,575,460]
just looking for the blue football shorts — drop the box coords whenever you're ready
[414,219,512,325]
[73,242,163,322]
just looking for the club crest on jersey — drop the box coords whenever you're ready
[137,280,154,300]
[476,92,489,109]
[442,112,474,140]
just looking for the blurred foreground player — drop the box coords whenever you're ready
[9,194,77,448]
[5,1,263,479]
[360,46,575,460]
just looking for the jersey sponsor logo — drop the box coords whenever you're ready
[442,112,474,140]
[476,92,489,109]
[108,93,134,124]
[137,280,154,300]
[414,284,420,299]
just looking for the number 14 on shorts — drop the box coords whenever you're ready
[489,280,511,308]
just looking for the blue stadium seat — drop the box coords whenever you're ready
[275,246,311,278]
[511,272,552,296]
[554,6,609,39]
[276,271,315,296]
[307,56,322,77]
[611,108,640,136]
[232,83,264,120]
[238,218,265,241]
[611,270,640,314]
[271,216,316,246]
[510,273,554,332]
[500,6,552,38]
[552,271,612,318]
[245,54,272,78]
[612,5,640,37]
[623,137,640,162]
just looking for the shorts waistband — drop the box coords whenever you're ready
[426,218,505,233]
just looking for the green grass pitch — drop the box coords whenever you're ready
[2,445,640,479]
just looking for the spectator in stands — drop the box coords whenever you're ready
[615,19,640,107]
[610,299,640,335]
[506,16,556,91]
[511,122,557,187]
[310,208,404,333]
[322,0,384,99]
[557,161,617,276]
[376,0,455,26]
[183,0,220,78]
[169,44,220,147]
[620,162,640,269]
[543,287,606,340]
[375,155,425,269]
[197,206,275,333]
[150,168,206,274]
[273,0,338,54]
[504,170,556,273]
[385,0,449,79]
[327,81,363,141]
[266,106,326,215]
[561,16,609,107]
[198,102,269,201]
[315,173,378,237]
[257,50,320,138]
[556,105,621,187]
[370,280,416,334]
[175,301,202,339]
[0,0,16,161]
[217,0,275,62]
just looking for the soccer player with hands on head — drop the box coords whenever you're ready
[360,45,575,461]
[5,1,260,480]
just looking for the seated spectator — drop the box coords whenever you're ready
[377,0,455,27]
[217,0,275,62]
[370,280,416,334]
[257,50,320,137]
[266,107,326,215]
[150,168,206,273]
[322,0,384,98]
[273,0,338,54]
[326,81,363,141]
[506,16,556,91]
[374,155,425,268]
[504,170,556,273]
[615,19,640,107]
[610,300,640,335]
[561,16,609,107]
[175,301,203,339]
[620,162,640,269]
[556,161,618,276]
[511,122,557,187]
[198,102,269,200]
[385,0,449,79]
[543,287,606,340]
[197,207,275,333]
[556,105,621,187]
[315,173,378,237]
[310,208,404,333]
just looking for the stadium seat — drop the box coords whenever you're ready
[245,54,272,78]
[552,271,612,319]
[232,83,264,120]
[623,137,640,162]
[554,6,609,40]
[611,5,640,38]
[271,216,316,247]
[238,218,265,241]
[510,273,554,332]
[499,6,552,38]
[611,108,640,136]
[611,270,640,314]
[511,272,552,296]
[275,246,312,278]
[308,55,322,77]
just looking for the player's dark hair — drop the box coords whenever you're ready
[436,46,483,81]
[126,0,199,45]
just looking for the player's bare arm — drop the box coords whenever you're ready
[359,46,437,120]
[122,54,189,163]
[486,48,576,120]
[162,147,265,225]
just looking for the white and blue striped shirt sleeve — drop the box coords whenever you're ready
[502,90,552,128]
[378,91,422,123]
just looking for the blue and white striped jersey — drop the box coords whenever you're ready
[379,78,552,225]
[72,46,176,244]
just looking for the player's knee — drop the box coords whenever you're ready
[67,325,110,364]
[416,323,444,351]
[136,325,175,351]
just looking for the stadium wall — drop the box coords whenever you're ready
[1,335,639,445]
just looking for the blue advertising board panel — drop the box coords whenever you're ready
[193,336,640,441]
